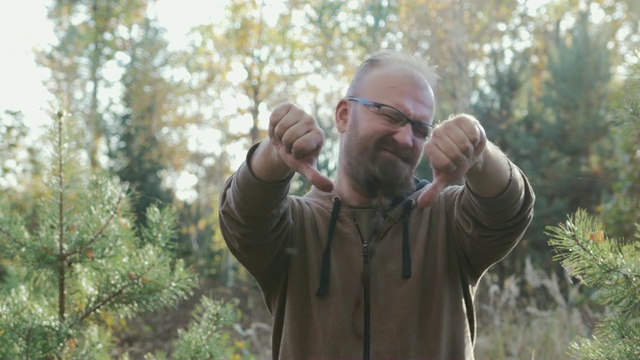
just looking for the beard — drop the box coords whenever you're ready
[344,131,419,201]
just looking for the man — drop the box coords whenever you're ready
[219,50,534,359]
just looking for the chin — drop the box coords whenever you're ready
[376,158,414,178]
[372,166,414,198]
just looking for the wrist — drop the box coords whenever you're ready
[249,140,293,182]
[464,143,511,197]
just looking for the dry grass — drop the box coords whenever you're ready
[475,258,600,360]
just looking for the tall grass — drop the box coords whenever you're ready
[475,258,599,359]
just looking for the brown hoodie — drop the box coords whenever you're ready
[219,150,534,360]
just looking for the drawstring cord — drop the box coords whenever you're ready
[316,196,341,297]
[402,199,414,279]
[316,197,415,296]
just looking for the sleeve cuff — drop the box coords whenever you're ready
[465,161,526,216]
[234,142,294,205]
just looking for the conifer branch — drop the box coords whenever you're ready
[77,281,133,325]
[76,261,158,324]
[63,193,124,260]
[0,225,25,248]
[547,218,640,285]
[565,224,640,284]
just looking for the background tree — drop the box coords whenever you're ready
[397,0,522,116]
[38,0,149,169]
[111,16,176,228]
[602,53,640,239]
[509,11,615,266]
[174,0,313,286]
[0,110,46,282]
[0,111,31,186]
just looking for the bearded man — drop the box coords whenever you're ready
[219,50,535,360]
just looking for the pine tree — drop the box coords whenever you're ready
[603,55,640,239]
[546,54,640,359]
[511,11,616,268]
[546,211,640,359]
[0,111,196,359]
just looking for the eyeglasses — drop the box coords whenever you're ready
[346,96,433,140]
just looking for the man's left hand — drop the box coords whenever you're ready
[417,114,487,208]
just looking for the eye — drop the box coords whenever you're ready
[378,107,404,125]
[412,123,431,139]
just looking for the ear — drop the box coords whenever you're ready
[335,99,350,133]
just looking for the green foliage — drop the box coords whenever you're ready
[0,111,197,359]
[0,110,44,234]
[146,297,253,360]
[38,0,150,169]
[603,54,640,239]
[499,11,616,265]
[112,17,175,228]
[543,48,640,360]
[547,210,640,359]
[0,110,30,182]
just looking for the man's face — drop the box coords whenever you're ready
[341,64,436,200]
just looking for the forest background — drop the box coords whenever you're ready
[1,0,639,358]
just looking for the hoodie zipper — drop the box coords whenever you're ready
[362,241,371,360]
[355,222,371,360]
[318,198,414,359]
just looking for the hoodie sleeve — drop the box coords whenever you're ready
[218,144,294,300]
[448,162,535,281]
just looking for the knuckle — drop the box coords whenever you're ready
[443,162,457,173]
[423,142,437,158]
[452,151,467,164]
[300,113,316,126]
[457,113,477,123]
[430,127,444,139]
[461,143,475,157]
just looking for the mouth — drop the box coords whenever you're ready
[380,148,413,165]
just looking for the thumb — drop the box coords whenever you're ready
[277,146,334,192]
[417,177,447,208]
[296,162,335,192]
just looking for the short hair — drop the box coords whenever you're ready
[346,50,438,96]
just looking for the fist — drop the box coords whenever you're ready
[418,114,487,207]
[269,103,334,192]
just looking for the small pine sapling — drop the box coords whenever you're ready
[0,110,197,359]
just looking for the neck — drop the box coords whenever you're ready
[334,172,376,207]
[334,174,397,210]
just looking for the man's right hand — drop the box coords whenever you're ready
[251,103,334,192]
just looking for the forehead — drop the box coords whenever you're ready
[357,64,435,121]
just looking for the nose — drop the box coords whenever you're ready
[392,123,415,148]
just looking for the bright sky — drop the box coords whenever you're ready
[0,0,231,133]
[0,0,54,131]
[0,0,282,201]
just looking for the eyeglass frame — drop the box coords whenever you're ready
[345,96,434,140]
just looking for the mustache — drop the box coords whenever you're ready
[376,138,416,164]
